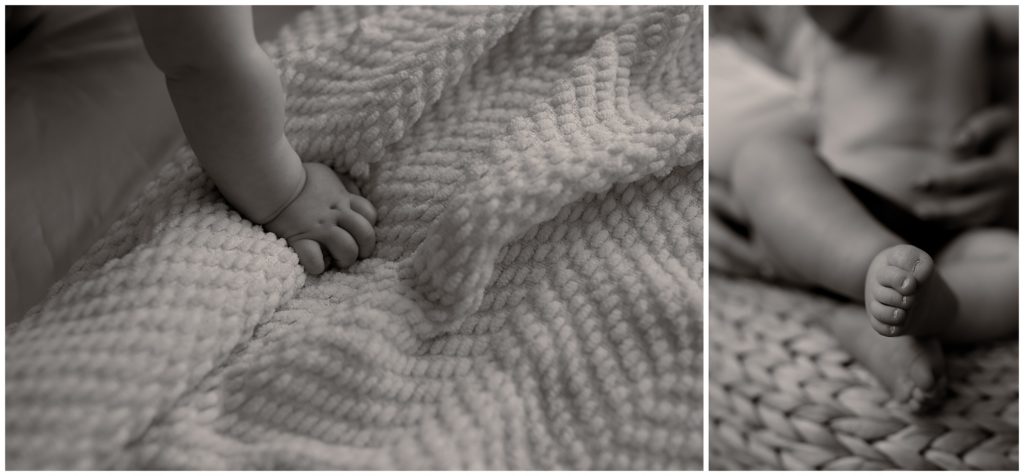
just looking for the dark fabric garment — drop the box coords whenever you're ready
[841,177,959,256]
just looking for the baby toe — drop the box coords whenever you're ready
[885,244,934,280]
[868,317,901,338]
[873,284,912,309]
[892,374,916,404]
[877,266,917,294]
[907,380,946,414]
[869,299,906,327]
[885,244,923,269]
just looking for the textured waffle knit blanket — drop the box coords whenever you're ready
[7,6,703,469]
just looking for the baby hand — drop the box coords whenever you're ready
[263,162,377,274]
[913,106,1017,228]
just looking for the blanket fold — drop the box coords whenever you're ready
[272,6,530,178]
[7,6,703,469]
[408,7,703,327]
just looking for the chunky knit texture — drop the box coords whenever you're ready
[710,277,1018,470]
[6,6,703,469]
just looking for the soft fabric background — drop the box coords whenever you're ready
[7,6,704,469]
[5,6,183,322]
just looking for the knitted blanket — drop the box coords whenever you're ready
[710,277,1018,470]
[7,6,703,469]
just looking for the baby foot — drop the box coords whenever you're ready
[861,334,947,413]
[864,244,955,337]
[827,306,947,413]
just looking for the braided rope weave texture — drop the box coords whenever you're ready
[710,276,1018,470]
[7,6,703,469]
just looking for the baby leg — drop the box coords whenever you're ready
[731,133,949,409]
[928,228,1018,343]
[732,133,903,300]
[824,305,946,412]
[732,135,961,338]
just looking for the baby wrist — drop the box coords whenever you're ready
[252,164,307,225]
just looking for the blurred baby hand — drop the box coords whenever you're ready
[914,105,1018,228]
[263,162,377,274]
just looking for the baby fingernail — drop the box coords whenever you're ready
[889,325,897,336]
[892,308,904,323]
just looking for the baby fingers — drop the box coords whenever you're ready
[916,188,1006,226]
[917,159,1010,194]
[336,209,376,259]
[348,195,378,225]
[953,106,1015,154]
[321,227,359,269]
[291,238,327,275]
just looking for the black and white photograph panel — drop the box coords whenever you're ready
[708,5,1018,471]
[6,5,704,469]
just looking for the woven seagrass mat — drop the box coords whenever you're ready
[710,276,1019,470]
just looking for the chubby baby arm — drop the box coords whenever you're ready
[135,7,376,273]
[135,7,305,223]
